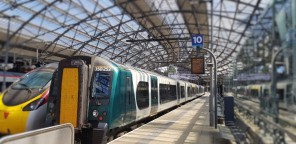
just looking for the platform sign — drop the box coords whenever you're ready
[191,57,205,74]
[191,34,204,47]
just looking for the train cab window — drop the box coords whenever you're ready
[136,81,149,109]
[92,72,111,97]
[12,70,53,89]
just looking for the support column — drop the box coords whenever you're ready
[292,0,296,111]
[202,48,217,128]
[209,0,214,127]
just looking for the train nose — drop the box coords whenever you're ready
[0,110,29,134]
[3,112,9,119]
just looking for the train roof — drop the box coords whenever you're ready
[78,56,200,86]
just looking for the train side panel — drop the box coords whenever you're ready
[130,68,151,121]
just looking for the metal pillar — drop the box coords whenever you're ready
[292,0,296,112]
[201,48,217,128]
[271,48,284,123]
[209,0,214,127]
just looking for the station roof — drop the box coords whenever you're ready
[0,0,270,76]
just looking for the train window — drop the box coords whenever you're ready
[250,89,259,98]
[160,84,166,104]
[169,85,176,101]
[187,87,191,97]
[286,84,292,104]
[276,89,284,101]
[151,79,157,101]
[12,70,53,89]
[92,72,111,97]
[160,84,174,104]
[263,89,269,97]
[136,81,149,109]
[181,86,185,98]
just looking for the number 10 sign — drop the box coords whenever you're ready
[191,34,204,47]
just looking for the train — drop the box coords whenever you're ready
[236,79,295,111]
[0,63,58,135]
[45,56,205,143]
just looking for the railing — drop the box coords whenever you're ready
[235,99,296,144]
[0,123,74,144]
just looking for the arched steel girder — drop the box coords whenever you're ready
[110,36,240,66]
[40,1,135,54]
[4,1,227,59]
[217,58,236,69]
[118,0,178,55]
[6,0,59,40]
[97,22,244,62]
[0,0,36,13]
[178,2,208,41]
[8,4,127,56]
[225,0,264,10]
[124,10,250,25]
[216,1,240,59]
[129,44,238,71]
[118,32,241,54]
[119,22,246,37]
[40,8,114,53]
[218,0,261,65]
[121,45,168,64]
[30,2,171,60]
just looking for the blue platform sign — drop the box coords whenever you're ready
[191,34,204,47]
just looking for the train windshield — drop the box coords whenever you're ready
[92,72,111,97]
[12,70,53,89]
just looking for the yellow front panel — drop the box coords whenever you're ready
[0,91,45,134]
[60,68,79,127]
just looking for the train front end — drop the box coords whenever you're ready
[46,56,115,144]
[0,63,57,134]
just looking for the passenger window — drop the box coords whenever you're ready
[136,81,149,109]
[181,86,185,98]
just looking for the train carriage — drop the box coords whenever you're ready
[46,56,204,143]
[0,63,57,135]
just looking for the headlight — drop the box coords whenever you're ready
[49,102,54,109]
[92,110,99,117]
[22,98,45,111]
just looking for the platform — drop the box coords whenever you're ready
[109,93,232,144]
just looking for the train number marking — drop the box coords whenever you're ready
[95,66,112,71]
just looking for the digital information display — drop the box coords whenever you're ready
[191,57,205,74]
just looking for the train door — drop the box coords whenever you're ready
[177,82,180,104]
[125,72,132,123]
[48,58,89,129]
[150,76,158,115]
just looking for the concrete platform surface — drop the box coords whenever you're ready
[109,93,232,144]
